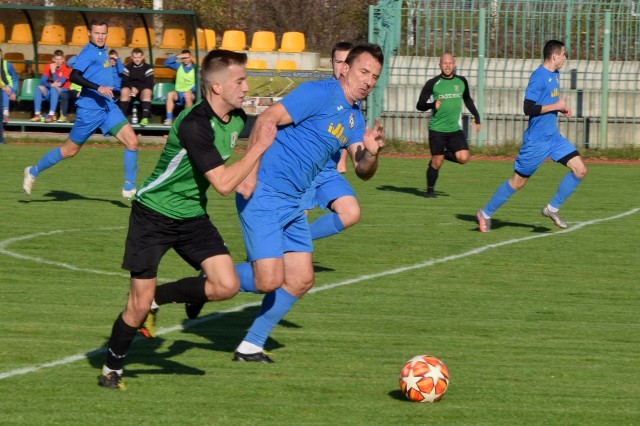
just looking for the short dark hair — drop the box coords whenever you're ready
[131,47,144,56]
[200,49,248,97]
[89,19,108,31]
[181,49,191,55]
[543,40,565,60]
[53,49,64,57]
[345,43,384,67]
[331,42,353,60]
[108,49,118,56]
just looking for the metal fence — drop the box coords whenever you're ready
[368,0,640,149]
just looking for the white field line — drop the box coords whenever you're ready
[0,208,638,381]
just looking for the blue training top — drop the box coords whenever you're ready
[72,42,115,109]
[258,79,365,197]
[524,65,562,140]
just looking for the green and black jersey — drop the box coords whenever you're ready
[135,100,246,219]
[416,74,481,133]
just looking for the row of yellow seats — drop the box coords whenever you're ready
[0,23,216,50]
[221,30,305,53]
[246,59,298,71]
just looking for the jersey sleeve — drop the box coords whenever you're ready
[280,81,327,125]
[524,70,543,104]
[416,76,437,111]
[177,115,225,175]
[460,76,481,123]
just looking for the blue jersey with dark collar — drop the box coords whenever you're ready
[73,42,115,109]
[524,65,562,140]
[258,79,365,196]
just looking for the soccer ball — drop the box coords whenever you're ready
[399,355,449,403]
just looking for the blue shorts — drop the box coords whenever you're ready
[300,169,356,210]
[69,101,128,144]
[175,91,194,106]
[514,132,577,177]
[236,180,312,262]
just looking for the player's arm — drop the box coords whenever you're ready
[523,97,569,116]
[416,78,437,111]
[163,56,180,71]
[346,118,384,181]
[461,76,481,130]
[7,62,19,93]
[336,149,348,173]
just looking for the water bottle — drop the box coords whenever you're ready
[131,106,139,124]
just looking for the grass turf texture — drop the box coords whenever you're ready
[0,144,638,424]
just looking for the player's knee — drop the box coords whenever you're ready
[340,206,361,228]
[254,272,283,293]
[457,152,471,164]
[205,276,239,301]
[574,165,587,179]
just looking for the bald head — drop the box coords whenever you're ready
[439,53,455,78]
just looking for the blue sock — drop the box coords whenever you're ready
[483,180,516,217]
[309,212,345,240]
[123,149,138,191]
[32,147,64,177]
[244,288,298,348]
[236,262,258,293]
[550,172,582,209]
[166,112,174,119]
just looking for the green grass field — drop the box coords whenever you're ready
[0,143,638,425]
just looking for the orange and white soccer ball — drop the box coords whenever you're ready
[399,355,450,403]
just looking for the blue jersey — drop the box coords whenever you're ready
[258,79,365,197]
[73,42,115,109]
[524,65,562,140]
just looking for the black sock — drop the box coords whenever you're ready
[141,101,151,119]
[119,100,130,117]
[154,276,207,305]
[444,150,459,163]
[105,314,138,371]
[426,161,439,189]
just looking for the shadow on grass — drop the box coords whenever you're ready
[376,185,450,198]
[88,305,299,375]
[19,190,129,208]
[455,213,550,233]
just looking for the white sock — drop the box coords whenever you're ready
[481,210,491,219]
[236,341,263,354]
[546,204,559,213]
[151,299,159,310]
[102,365,123,376]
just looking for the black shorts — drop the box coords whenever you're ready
[122,201,230,279]
[428,129,469,156]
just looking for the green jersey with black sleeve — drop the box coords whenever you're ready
[416,74,481,133]
[134,100,246,220]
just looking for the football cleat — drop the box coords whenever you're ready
[232,351,275,364]
[185,302,205,320]
[163,118,172,126]
[425,188,437,198]
[23,167,36,195]
[97,371,126,390]
[122,188,136,200]
[542,206,568,229]
[140,308,158,339]
[476,210,491,233]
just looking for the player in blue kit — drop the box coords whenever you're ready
[229,44,385,362]
[301,41,362,240]
[23,20,139,200]
[476,40,587,232]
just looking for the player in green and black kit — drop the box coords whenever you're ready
[97,49,276,390]
[417,53,481,198]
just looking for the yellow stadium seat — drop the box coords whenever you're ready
[246,59,267,70]
[279,31,305,53]
[3,52,26,74]
[68,25,89,46]
[0,24,5,43]
[189,28,206,50]
[129,27,155,48]
[8,23,33,44]
[153,57,176,80]
[205,29,216,50]
[220,30,246,51]
[37,53,53,75]
[106,26,126,48]
[159,28,186,49]
[39,24,66,45]
[249,31,276,52]
[275,59,297,70]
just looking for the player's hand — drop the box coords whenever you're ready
[435,99,442,109]
[363,118,384,156]
[556,96,569,113]
[563,108,572,118]
[236,177,257,200]
[97,86,114,98]
[253,120,277,152]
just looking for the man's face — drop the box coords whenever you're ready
[342,51,382,103]
[52,55,65,68]
[181,54,192,66]
[331,49,350,79]
[131,52,144,65]
[439,54,455,77]
[554,47,567,70]
[219,64,249,110]
[89,24,108,48]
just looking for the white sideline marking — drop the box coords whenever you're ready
[0,208,638,381]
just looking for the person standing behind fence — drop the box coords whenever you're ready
[119,48,154,127]
[0,49,19,123]
[416,53,480,198]
[22,19,140,200]
[476,40,587,232]
[163,49,196,126]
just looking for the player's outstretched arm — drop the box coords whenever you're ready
[205,120,277,196]
[348,118,384,181]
